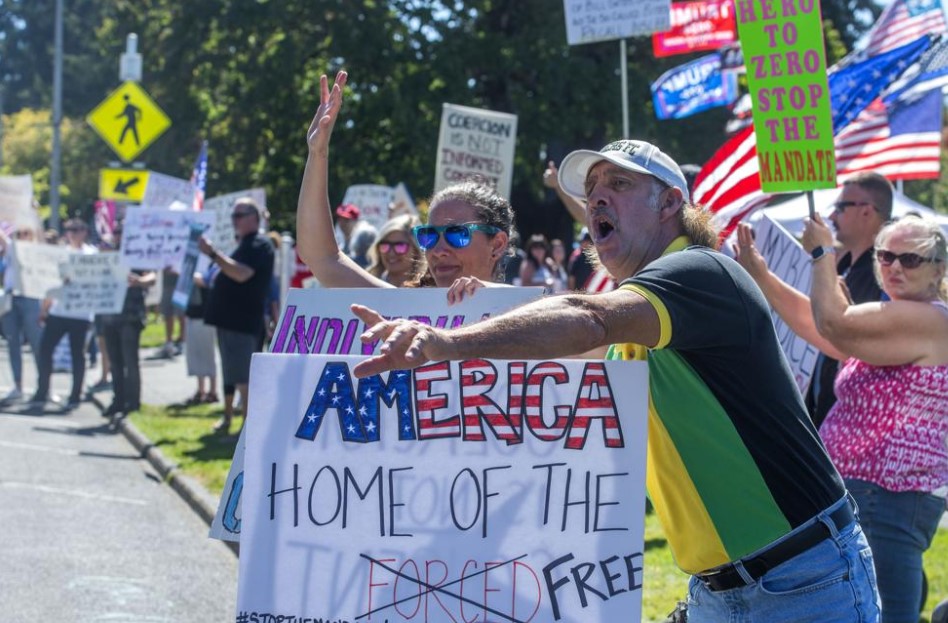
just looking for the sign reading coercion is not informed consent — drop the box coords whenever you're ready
[754,214,819,394]
[735,0,836,192]
[209,286,545,543]
[236,354,649,623]
[434,104,518,201]
[563,0,671,45]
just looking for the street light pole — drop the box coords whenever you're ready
[50,0,64,230]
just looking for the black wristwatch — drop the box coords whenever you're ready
[810,246,836,262]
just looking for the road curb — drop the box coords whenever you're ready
[112,406,239,557]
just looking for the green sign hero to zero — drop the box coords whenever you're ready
[735,0,836,192]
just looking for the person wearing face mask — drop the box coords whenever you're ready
[295,70,515,302]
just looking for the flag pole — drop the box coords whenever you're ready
[620,39,629,138]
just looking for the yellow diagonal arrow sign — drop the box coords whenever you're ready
[99,168,150,202]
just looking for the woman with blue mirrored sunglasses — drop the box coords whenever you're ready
[296,70,513,291]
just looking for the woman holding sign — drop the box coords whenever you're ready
[296,70,513,300]
[738,214,948,623]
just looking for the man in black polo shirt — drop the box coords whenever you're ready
[199,198,274,434]
[736,172,889,428]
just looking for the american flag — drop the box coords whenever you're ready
[190,140,208,211]
[863,0,947,58]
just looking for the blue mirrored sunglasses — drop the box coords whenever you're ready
[412,223,501,251]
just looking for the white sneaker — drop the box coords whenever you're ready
[159,342,176,358]
[1,388,23,403]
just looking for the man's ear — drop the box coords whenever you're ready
[659,187,685,223]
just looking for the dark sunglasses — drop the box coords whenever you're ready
[231,211,256,220]
[64,227,86,233]
[412,223,500,251]
[831,200,871,213]
[875,249,942,269]
[378,241,411,255]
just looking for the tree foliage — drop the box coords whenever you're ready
[2,0,938,240]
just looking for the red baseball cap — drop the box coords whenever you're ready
[335,203,360,219]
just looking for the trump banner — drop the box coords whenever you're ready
[651,53,738,120]
[653,0,737,57]
[236,353,649,623]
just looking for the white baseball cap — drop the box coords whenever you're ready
[558,139,691,203]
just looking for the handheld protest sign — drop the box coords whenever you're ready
[735,0,836,192]
[434,104,517,201]
[236,354,649,623]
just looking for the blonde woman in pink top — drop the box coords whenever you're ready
[779,214,948,623]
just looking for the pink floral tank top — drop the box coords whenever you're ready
[820,303,948,492]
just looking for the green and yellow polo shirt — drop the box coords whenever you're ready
[607,238,844,574]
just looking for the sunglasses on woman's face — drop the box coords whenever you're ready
[875,249,942,269]
[412,223,500,251]
[378,241,411,255]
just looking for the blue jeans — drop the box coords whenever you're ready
[1,295,43,387]
[687,497,881,622]
[846,479,946,623]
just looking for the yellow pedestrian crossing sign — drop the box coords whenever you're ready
[86,81,171,162]
[99,168,150,202]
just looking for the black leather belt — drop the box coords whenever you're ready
[695,500,855,592]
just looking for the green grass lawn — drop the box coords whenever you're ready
[140,313,167,349]
[131,402,948,622]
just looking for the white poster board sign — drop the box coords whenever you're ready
[435,104,518,201]
[141,172,195,210]
[236,353,648,623]
[564,0,672,45]
[55,252,128,316]
[755,214,819,394]
[0,175,35,228]
[11,241,71,299]
[210,286,545,542]
[342,184,395,232]
[122,208,215,269]
[204,188,267,257]
[391,182,418,217]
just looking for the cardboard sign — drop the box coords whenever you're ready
[651,53,738,120]
[122,208,215,269]
[204,188,267,258]
[55,252,129,316]
[735,0,836,192]
[141,172,195,211]
[210,286,546,542]
[235,354,649,623]
[653,0,737,57]
[10,241,71,299]
[0,175,35,229]
[755,215,819,394]
[342,184,396,233]
[564,0,671,45]
[434,104,517,201]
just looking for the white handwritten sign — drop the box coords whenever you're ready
[755,214,819,394]
[141,171,195,210]
[10,241,70,299]
[435,104,518,201]
[0,175,36,229]
[56,252,128,316]
[564,0,671,45]
[122,208,215,269]
[236,353,648,623]
[342,184,395,233]
[204,188,267,257]
[210,286,545,542]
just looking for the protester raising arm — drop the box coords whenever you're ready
[296,70,392,288]
[543,160,586,223]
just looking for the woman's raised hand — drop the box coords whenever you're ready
[307,70,348,157]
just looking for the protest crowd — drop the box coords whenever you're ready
[3,1,948,622]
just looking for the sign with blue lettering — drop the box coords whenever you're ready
[236,354,649,622]
[650,53,738,120]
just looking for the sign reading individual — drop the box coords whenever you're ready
[99,168,149,203]
[86,81,171,163]
[141,172,195,211]
[341,184,396,232]
[210,286,545,542]
[236,353,648,623]
[204,188,267,258]
[0,175,35,230]
[651,53,739,120]
[434,104,518,201]
[563,0,672,45]
[10,241,70,299]
[55,252,129,316]
[755,214,818,394]
[735,0,836,192]
[122,208,215,270]
[653,0,737,57]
